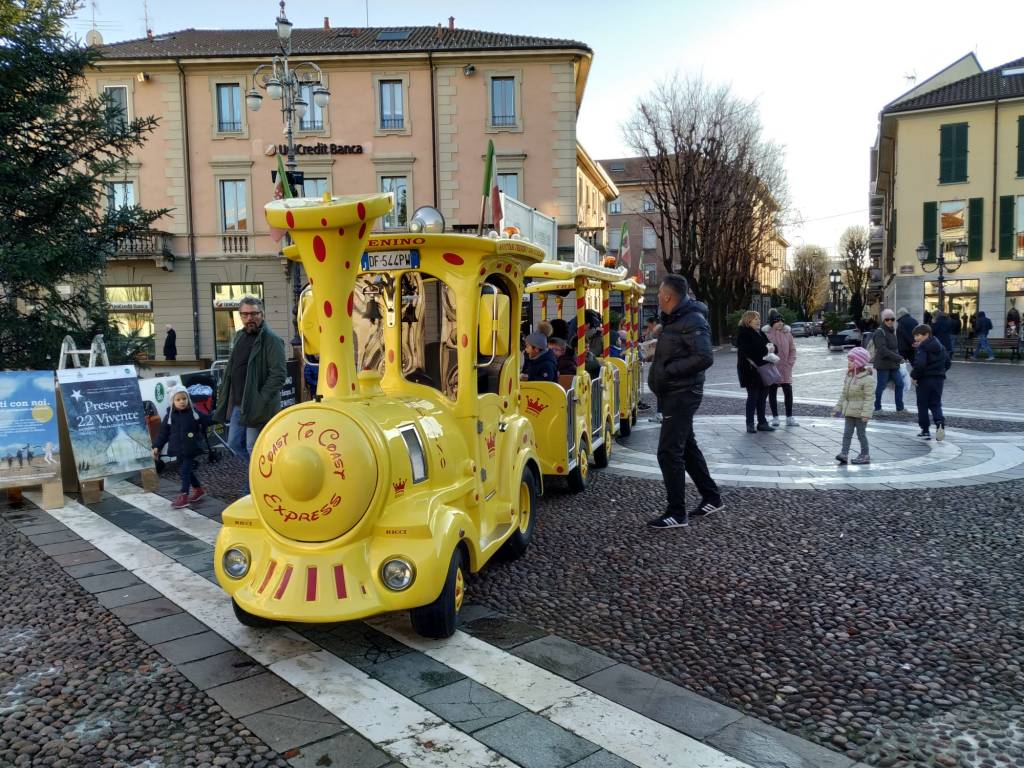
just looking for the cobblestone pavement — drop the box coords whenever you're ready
[700,337,1024,422]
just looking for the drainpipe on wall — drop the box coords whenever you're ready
[428,51,439,208]
[991,98,999,253]
[176,58,201,359]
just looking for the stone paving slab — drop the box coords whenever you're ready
[578,663,743,741]
[95,583,164,609]
[461,615,549,649]
[206,671,305,718]
[25,529,81,545]
[286,730,393,768]
[474,711,601,768]
[18,521,71,536]
[152,630,235,664]
[176,649,262,690]
[241,698,347,754]
[37,538,98,556]
[567,751,637,768]
[63,558,125,578]
[129,611,208,644]
[707,716,856,768]
[309,623,413,670]
[412,678,527,733]
[50,547,113,567]
[367,649,466,697]
[511,635,618,681]
[110,597,183,625]
[76,570,143,594]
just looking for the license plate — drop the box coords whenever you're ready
[361,249,420,271]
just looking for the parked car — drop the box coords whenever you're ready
[827,326,862,351]
[791,322,811,337]
[809,321,822,336]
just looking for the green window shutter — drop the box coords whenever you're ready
[954,123,969,182]
[939,125,954,183]
[968,198,983,260]
[1000,195,1016,259]
[922,201,937,262]
[1018,116,1024,178]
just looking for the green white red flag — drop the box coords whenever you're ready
[618,223,632,274]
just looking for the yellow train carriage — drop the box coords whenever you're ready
[214,193,545,638]
[609,277,645,436]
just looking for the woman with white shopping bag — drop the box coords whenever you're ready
[869,308,906,413]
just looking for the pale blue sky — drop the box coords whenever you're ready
[70,0,1021,256]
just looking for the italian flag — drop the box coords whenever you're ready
[619,223,631,273]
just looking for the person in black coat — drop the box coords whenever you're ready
[646,274,721,527]
[735,311,775,433]
[520,332,558,382]
[930,310,953,354]
[163,324,177,360]
[896,308,918,361]
[153,388,211,509]
[910,324,950,440]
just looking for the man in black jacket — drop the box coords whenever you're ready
[646,274,722,528]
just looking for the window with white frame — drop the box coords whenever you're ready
[642,195,655,212]
[490,76,516,127]
[216,83,242,133]
[379,80,404,130]
[608,198,621,214]
[304,177,329,198]
[298,83,324,131]
[642,226,656,250]
[608,228,621,251]
[103,85,128,130]
[106,181,135,212]
[496,172,519,201]
[219,179,248,231]
[380,176,408,228]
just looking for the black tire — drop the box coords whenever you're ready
[501,468,538,559]
[631,406,638,426]
[593,420,613,468]
[619,415,631,437]
[566,438,590,493]
[231,598,278,628]
[410,548,465,638]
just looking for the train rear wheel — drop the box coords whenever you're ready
[501,468,538,559]
[619,414,631,437]
[593,421,613,468]
[410,548,465,638]
[567,439,589,493]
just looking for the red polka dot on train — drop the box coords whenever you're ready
[388,350,395,363]
[338,227,345,236]
[461,334,468,348]
[358,223,366,239]
[351,383,356,391]
[320,218,327,227]
[326,363,338,388]
[357,202,366,220]
[344,261,350,270]
[286,211,295,229]
[479,267,487,275]
[339,334,345,343]
[313,236,327,262]
[443,253,464,266]
[347,292,354,316]
[323,301,333,318]
[504,265,512,273]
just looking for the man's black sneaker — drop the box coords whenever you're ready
[916,430,931,440]
[756,423,775,432]
[689,500,724,518]
[646,513,689,529]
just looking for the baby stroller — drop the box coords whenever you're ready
[180,371,230,462]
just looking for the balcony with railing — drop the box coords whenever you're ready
[114,230,175,270]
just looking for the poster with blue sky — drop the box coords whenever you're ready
[57,365,153,481]
[0,372,61,489]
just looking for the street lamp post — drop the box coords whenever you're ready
[245,1,330,344]
[829,269,842,313]
[916,240,966,316]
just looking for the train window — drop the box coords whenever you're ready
[478,275,513,395]
[400,271,459,400]
[353,274,386,374]
[399,426,428,483]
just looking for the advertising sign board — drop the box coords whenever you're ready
[0,371,61,489]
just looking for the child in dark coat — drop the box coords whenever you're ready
[153,388,212,508]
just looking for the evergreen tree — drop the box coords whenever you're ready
[0,0,167,369]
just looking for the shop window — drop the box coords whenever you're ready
[496,172,518,201]
[216,84,242,133]
[380,175,408,229]
[923,278,978,320]
[379,80,404,130]
[212,283,263,359]
[104,285,154,357]
[1005,278,1024,338]
[219,179,248,231]
[298,83,324,131]
[106,181,135,212]
[103,85,128,130]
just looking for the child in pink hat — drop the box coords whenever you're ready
[832,346,875,464]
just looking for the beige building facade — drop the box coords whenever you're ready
[873,53,1024,336]
[89,22,599,361]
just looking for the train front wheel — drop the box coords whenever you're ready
[410,548,465,639]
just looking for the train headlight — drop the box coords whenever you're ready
[408,206,445,234]
[222,547,251,579]
[380,558,415,591]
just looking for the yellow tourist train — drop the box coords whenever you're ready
[214,192,549,638]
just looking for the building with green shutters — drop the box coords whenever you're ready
[871,53,1024,336]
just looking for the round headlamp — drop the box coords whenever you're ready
[380,558,415,591]
[222,547,251,579]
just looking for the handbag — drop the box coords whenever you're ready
[747,358,782,386]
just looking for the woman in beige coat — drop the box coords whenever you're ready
[764,313,798,426]
[832,346,875,464]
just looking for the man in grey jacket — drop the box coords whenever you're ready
[872,308,905,413]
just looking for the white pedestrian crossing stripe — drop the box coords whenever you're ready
[27,485,750,768]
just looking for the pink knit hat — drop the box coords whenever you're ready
[847,346,871,368]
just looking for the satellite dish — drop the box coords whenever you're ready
[86,29,103,46]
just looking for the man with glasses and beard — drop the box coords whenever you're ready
[214,297,287,483]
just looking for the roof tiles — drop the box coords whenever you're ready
[885,55,1024,113]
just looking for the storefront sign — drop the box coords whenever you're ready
[900,266,914,275]
[278,143,364,156]
[57,365,153,481]
[108,300,153,310]
[0,371,61,489]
